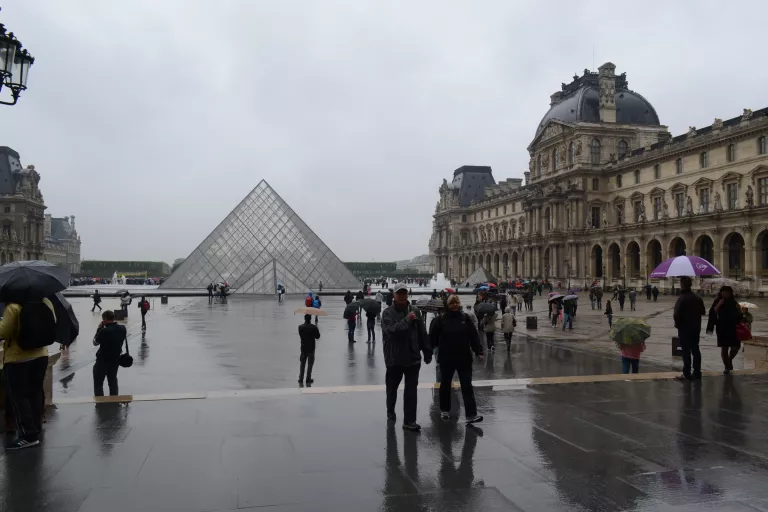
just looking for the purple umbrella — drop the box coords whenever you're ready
[649,255,720,278]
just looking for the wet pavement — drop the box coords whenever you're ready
[5,374,768,511]
[50,296,668,398]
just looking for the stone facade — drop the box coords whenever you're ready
[44,214,81,273]
[430,63,768,291]
[0,147,81,272]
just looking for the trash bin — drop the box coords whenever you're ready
[672,336,682,357]
[161,296,168,304]
[114,309,126,321]
[526,316,537,330]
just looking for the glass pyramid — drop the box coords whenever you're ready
[161,180,360,294]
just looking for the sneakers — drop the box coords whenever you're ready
[674,374,692,382]
[402,422,421,431]
[5,438,40,451]
[306,378,314,384]
[440,412,451,420]
[466,415,484,424]
[723,368,731,375]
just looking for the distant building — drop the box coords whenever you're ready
[81,260,171,278]
[395,254,433,274]
[44,214,81,273]
[344,262,397,280]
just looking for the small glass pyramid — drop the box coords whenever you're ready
[161,180,360,293]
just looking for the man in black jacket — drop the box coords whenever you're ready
[92,310,127,396]
[430,295,484,423]
[298,315,320,385]
[673,276,706,381]
[381,284,431,431]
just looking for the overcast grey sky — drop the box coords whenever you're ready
[0,1,766,265]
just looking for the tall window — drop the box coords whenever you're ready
[495,208,499,216]
[473,213,476,221]
[616,174,622,188]
[552,148,559,171]
[675,158,683,174]
[634,169,640,184]
[759,178,768,205]
[503,205,507,214]
[617,140,628,159]
[727,183,738,209]
[545,207,551,232]
[481,211,484,220]
[461,214,467,222]
[592,178,599,191]
[653,196,662,220]
[700,151,708,168]
[675,192,685,216]
[537,155,542,176]
[700,188,710,213]
[759,136,767,155]
[568,142,574,164]
[591,206,601,228]
[654,164,661,179]
[512,203,516,212]
[590,139,601,164]
[727,144,736,162]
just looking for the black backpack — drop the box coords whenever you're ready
[18,301,57,350]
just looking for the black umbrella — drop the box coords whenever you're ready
[360,298,381,313]
[49,292,79,347]
[116,289,129,296]
[0,260,70,302]
[343,303,360,319]
[475,302,496,315]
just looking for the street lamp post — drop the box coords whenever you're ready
[0,9,34,106]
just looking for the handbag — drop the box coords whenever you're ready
[119,335,133,368]
[736,322,752,342]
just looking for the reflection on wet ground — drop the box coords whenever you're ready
[5,374,768,511]
[52,296,666,398]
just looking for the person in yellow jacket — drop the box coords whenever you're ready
[1,298,55,450]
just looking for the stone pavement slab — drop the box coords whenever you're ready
[4,374,768,511]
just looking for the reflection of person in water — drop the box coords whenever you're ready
[383,424,424,509]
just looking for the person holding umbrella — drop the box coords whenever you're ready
[430,294,484,424]
[673,276,706,381]
[138,296,150,331]
[0,261,68,450]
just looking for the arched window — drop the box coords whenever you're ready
[759,136,767,155]
[617,140,628,159]
[590,139,601,164]
[552,148,559,171]
[537,154,542,176]
[568,142,574,164]
[727,144,736,162]
[676,158,683,174]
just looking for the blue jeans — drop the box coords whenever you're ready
[621,357,639,374]
[562,313,572,330]
[347,320,356,342]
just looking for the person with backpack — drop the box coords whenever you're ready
[501,307,516,349]
[92,310,127,396]
[138,296,150,331]
[120,292,131,317]
[312,294,321,324]
[91,290,102,312]
[430,294,484,424]
[305,292,313,308]
[366,307,377,343]
[0,297,57,450]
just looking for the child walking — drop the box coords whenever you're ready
[605,300,613,328]
[619,341,646,374]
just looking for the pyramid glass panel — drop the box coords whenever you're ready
[161,180,359,293]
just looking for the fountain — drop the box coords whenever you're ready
[428,272,451,291]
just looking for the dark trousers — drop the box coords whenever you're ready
[621,357,639,374]
[618,299,624,311]
[141,312,147,329]
[678,329,702,377]
[386,364,420,424]
[439,361,477,417]
[4,356,48,441]
[485,331,495,349]
[93,359,120,396]
[92,302,102,312]
[299,351,315,381]
[347,320,356,342]
[367,317,376,341]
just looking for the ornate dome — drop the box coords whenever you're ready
[534,68,660,139]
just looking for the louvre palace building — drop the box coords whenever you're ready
[429,62,768,291]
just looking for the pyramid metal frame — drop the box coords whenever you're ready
[161,180,360,294]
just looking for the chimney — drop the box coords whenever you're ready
[598,62,617,123]
[550,91,563,106]
[70,215,76,230]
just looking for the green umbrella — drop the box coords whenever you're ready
[609,317,651,345]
